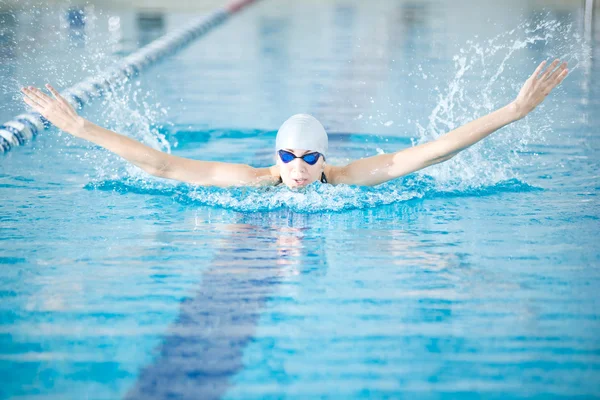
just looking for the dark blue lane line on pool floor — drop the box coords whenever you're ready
[124,221,327,400]
[124,225,277,399]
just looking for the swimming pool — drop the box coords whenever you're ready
[1,0,599,398]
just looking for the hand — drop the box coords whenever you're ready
[21,84,85,136]
[512,59,568,119]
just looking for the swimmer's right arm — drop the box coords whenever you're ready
[21,85,277,187]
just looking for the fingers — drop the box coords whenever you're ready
[547,62,568,82]
[22,94,71,129]
[22,94,44,112]
[21,87,45,109]
[531,59,568,92]
[45,84,66,104]
[23,86,52,107]
[531,60,547,81]
[45,84,69,106]
[45,84,77,115]
[21,84,78,119]
[540,59,561,81]
[539,61,568,94]
[553,68,569,86]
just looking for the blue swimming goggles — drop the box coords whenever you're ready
[278,149,323,165]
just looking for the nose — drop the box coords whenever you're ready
[290,158,307,172]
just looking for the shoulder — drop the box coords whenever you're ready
[250,165,281,186]
[324,164,345,185]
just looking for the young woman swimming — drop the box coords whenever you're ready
[20,59,568,189]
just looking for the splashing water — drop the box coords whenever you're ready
[56,16,589,212]
[414,16,587,190]
[1,4,131,119]
[83,81,172,181]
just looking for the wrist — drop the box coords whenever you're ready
[508,101,527,121]
[69,116,88,137]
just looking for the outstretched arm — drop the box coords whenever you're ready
[332,59,569,186]
[21,84,276,187]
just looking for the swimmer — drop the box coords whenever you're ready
[21,59,568,189]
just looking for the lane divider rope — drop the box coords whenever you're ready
[0,0,258,155]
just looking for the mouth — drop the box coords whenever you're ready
[292,178,308,186]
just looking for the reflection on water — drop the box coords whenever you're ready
[137,11,165,48]
[126,218,327,400]
[67,7,86,29]
[0,11,17,97]
[66,7,86,46]
[0,12,17,59]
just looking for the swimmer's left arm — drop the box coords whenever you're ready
[332,59,568,186]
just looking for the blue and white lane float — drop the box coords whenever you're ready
[0,0,258,155]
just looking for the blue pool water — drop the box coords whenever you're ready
[1,0,599,399]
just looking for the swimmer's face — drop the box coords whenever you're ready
[277,149,325,189]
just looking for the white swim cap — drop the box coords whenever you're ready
[275,114,328,157]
